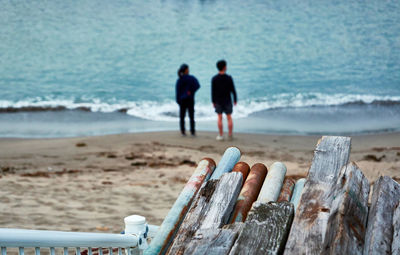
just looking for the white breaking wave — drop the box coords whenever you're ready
[0,93,399,121]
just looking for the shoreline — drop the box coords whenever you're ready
[1,128,400,140]
[1,103,400,137]
[0,131,399,232]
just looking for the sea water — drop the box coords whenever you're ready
[1,0,399,137]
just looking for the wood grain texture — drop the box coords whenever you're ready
[145,158,216,255]
[183,223,243,255]
[229,163,268,223]
[392,203,400,255]
[322,162,370,255]
[284,136,351,255]
[363,176,400,255]
[167,172,243,254]
[229,202,294,255]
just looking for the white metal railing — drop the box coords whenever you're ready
[0,215,159,255]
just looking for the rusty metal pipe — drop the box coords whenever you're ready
[232,162,250,183]
[277,177,296,202]
[229,163,268,223]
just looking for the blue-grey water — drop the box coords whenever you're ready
[1,0,400,137]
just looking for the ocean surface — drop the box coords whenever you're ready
[1,0,400,137]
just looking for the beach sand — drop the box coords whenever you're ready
[0,131,399,233]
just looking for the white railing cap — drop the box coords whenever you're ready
[124,215,146,225]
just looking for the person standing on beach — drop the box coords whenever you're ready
[211,60,237,141]
[176,64,200,136]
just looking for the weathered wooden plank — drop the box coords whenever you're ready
[229,201,294,255]
[363,176,400,255]
[322,162,370,255]
[277,177,295,202]
[257,162,287,203]
[289,178,306,212]
[229,163,268,223]
[167,172,242,254]
[284,136,351,255]
[232,162,250,183]
[210,147,241,180]
[392,202,400,255]
[182,223,244,255]
[144,158,216,255]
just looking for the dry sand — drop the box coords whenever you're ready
[0,131,399,233]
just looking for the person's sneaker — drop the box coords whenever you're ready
[228,135,234,141]
[216,135,224,141]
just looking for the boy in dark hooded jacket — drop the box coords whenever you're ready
[176,64,200,136]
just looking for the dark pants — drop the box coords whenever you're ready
[179,98,195,135]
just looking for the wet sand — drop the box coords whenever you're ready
[0,131,399,233]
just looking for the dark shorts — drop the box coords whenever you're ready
[215,103,233,115]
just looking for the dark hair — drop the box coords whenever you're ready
[178,64,189,78]
[216,60,226,71]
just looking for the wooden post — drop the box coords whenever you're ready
[210,147,241,180]
[322,162,370,255]
[284,136,351,255]
[257,162,287,203]
[289,178,306,212]
[144,158,216,255]
[229,163,268,223]
[363,176,400,255]
[232,162,250,183]
[229,201,294,255]
[167,172,243,254]
[392,202,400,255]
[277,177,295,202]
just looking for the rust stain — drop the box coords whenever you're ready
[340,174,346,186]
[232,162,250,183]
[320,208,330,213]
[162,158,216,255]
[160,203,190,253]
[301,189,326,225]
[229,163,268,223]
[278,177,295,202]
[348,222,363,242]
[346,215,365,242]
[203,157,216,170]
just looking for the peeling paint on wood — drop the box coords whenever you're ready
[167,172,242,254]
[322,162,370,255]
[257,162,287,203]
[284,136,351,255]
[229,202,294,255]
[182,223,243,255]
[144,158,216,255]
[210,147,241,180]
[364,176,400,255]
[229,163,268,223]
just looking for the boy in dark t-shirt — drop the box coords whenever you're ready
[211,60,237,141]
